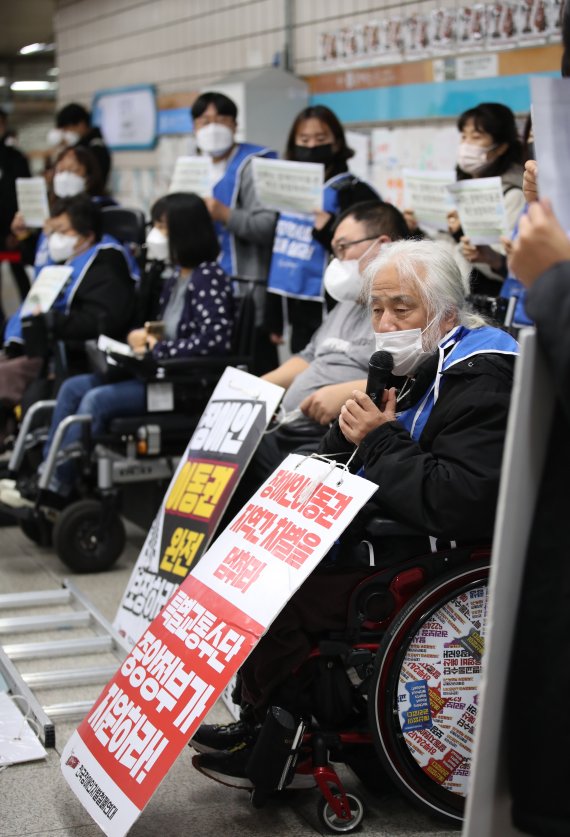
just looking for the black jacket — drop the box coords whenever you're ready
[507,262,570,837]
[0,142,31,247]
[77,127,112,186]
[319,348,515,563]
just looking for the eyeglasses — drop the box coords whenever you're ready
[332,236,377,259]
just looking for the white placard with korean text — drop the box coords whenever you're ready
[62,453,377,836]
[114,367,284,648]
[531,76,570,234]
[403,168,456,231]
[16,177,49,228]
[252,157,324,214]
[446,177,507,245]
[168,156,212,198]
[20,265,73,317]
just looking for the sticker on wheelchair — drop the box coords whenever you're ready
[397,584,488,797]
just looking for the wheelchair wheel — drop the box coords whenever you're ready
[317,792,365,834]
[20,517,53,547]
[53,499,126,573]
[368,562,489,824]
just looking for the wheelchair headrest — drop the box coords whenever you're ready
[101,207,146,246]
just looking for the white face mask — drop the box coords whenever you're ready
[47,128,63,147]
[195,123,234,157]
[62,130,80,146]
[457,141,495,175]
[53,170,87,198]
[324,238,381,302]
[146,227,169,262]
[48,231,79,263]
[374,321,435,377]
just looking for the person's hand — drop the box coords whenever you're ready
[523,160,539,204]
[508,199,570,288]
[403,209,420,233]
[300,384,348,425]
[127,327,148,353]
[269,332,284,345]
[10,211,29,239]
[313,210,331,231]
[460,235,480,263]
[339,388,397,445]
[461,237,506,272]
[499,235,514,258]
[447,209,462,235]
[145,334,158,351]
[204,197,230,224]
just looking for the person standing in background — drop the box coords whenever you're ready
[54,103,112,189]
[0,109,31,252]
[265,105,379,353]
[190,91,278,374]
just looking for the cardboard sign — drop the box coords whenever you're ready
[16,177,49,228]
[252,157,324,214]
[403,168,456,231]
[20,265,73,317]
[114,367,284,647]
[168,156,212,198]
[446,177,508,244]
[61,453,377,835]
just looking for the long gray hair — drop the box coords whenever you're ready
[362,239,486,351]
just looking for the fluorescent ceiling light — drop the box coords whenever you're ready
[19,42,55,55]
[10,80,57,91]
[0,78,6,86]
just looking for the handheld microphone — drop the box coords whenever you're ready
[366,350,394,405]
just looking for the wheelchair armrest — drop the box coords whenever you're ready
[364,517,425,538]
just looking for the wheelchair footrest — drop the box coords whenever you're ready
[246,706,305,793]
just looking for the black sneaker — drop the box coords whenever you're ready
[189,720,257,755]
[192,748,316,790]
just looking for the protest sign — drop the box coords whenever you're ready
[114,367,284,648]
[20,265,73,317]
[531,76,570,233]
[62,453,377,836]
[446,177,508,244]
[403,168,455,231]
[252,158,324,214]
[168,156,212,197]
[16,177,49,228]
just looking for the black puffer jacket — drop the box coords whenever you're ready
[320,347,516,563]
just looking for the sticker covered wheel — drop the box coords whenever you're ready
[53,499,126,573]
[368,563,490,824]
[317,792,365,833]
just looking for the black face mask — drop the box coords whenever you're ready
[293,143,335,165]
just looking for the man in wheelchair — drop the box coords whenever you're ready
[191,239,519,798]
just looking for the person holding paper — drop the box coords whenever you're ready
[1,192,235,508]
[265,105,379,353]
[190,92,277,373]
[192,240,518,788]
[0,195,135,443]
[448,103,524,295]
[0,108,31,251]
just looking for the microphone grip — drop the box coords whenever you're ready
[366,375,386,406]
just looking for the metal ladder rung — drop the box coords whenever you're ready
[43,700,96,721]
[3,635,114,660]
[0,610,91,634]
[0,589,71,609]
[23,666,118,689]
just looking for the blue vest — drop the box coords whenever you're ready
[267,173,369,302]
[499,206,533,327]
[213,142,277,276]
[4,234,130,345]
[398,325,519,442]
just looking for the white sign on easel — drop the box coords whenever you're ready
[463,329,553,837]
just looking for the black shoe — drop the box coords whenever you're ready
[189,720,257,755]
[192,748,316,790]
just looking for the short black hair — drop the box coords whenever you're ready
[54,145,104,196]
[50,194,102,241]
[166,193,220,268]
[191,92,238,121]
[457,102,523,178]
[56,103,91,128]
[285,105,354,163]
[150,196,169,224]
[333,200,410,242]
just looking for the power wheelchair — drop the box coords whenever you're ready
[220,522,490,833]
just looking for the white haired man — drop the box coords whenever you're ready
[192,239,519,787]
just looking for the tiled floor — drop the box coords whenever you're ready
[0,522,460,837]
